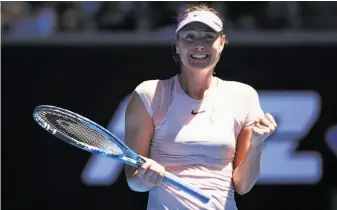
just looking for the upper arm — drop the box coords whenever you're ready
[124,80,160,178]
[125,80,160,158]
[125,91,154,159]
[124,91,154,179]
[233,85,264,169]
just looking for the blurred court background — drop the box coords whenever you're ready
[2,1,337,210]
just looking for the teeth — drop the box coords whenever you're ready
[191,55,207,58]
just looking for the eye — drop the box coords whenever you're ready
[184,34,195,40]
[204,34,216,41]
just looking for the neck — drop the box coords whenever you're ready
[179,69,216,100]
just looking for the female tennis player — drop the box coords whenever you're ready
[125,4,277,210]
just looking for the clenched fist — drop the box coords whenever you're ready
[251,113,277,146]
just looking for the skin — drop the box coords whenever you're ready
[175,22,226,100]
[125,20,277,195]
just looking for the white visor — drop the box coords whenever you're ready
[175,10,223,34]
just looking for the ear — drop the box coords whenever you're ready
[219,35,227,51]
[175,43,180,54]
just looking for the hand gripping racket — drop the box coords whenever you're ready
[33,105,211,203]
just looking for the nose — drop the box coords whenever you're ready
[194,43,205,51]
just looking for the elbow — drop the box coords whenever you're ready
[126,179,149,192]
[127,182,138,192]
[125,167,151,192]
[235,184,253,195]
[125,174,149,192]
[232,166,261,195]
[126,177,138,192]
[232,175,255,195]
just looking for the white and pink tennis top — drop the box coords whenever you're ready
[135,75,264,210]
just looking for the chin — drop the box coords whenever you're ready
[181,59,215,73]
[186,66,214,75]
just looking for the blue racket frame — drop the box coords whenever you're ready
[33,105,212,204]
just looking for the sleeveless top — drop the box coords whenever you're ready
[134,75,264,210]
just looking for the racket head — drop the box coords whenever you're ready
[33,106,211,203]
[33,105,127,158]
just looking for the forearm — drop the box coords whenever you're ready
[232,143,264,195]
[125,166,155,192]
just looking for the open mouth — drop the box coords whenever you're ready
[190,54,209,59]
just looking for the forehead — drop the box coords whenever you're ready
[180,22,216,32]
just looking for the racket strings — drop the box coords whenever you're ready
[37,111,123,155]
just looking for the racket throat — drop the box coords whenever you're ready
[136,156,146,165]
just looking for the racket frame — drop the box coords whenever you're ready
[33,105,145,167]
[33,105,211,203]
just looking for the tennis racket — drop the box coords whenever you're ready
[33,105,211,203]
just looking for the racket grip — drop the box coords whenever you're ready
[163,172,211,204]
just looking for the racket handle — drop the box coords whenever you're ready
[163,172,211,204]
